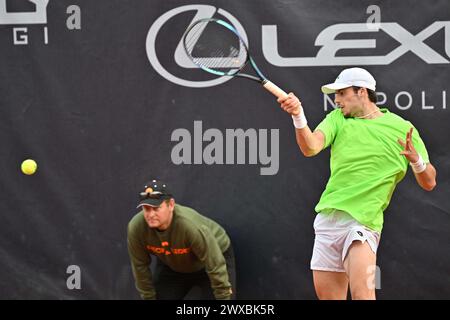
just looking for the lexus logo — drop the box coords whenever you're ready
[146,5,248,88]
[147,5,450,88]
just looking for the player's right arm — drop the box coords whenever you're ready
[278,93,325,157]
[294,126,325,157]
[127,222,156,299]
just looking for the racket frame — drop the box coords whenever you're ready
[183,18,288,99]
[182,18,267,83]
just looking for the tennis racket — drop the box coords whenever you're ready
[182,18,288,99]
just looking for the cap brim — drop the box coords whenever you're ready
[321,83,352,94]
[136,198,165,209]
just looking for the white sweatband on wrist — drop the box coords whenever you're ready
[292,109,308,129]
[410,154,427,173]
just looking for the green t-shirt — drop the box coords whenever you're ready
[314,108,429,232]
[127,204,231,300]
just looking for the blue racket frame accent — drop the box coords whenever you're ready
[183,18,268,82]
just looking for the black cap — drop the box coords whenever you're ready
[137,179,173,208]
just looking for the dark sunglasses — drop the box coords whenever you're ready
[139,191,171,201]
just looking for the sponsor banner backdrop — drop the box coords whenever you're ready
[0,0,449,299]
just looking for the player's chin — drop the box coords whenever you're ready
[340,107,350,117]
[146,220,160,228]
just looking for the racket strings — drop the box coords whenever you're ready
[185,24,204,52]
[184,20,247,74]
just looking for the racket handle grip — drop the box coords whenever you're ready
[262,80,288,98]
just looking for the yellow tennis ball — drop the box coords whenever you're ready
[21,159,37,175]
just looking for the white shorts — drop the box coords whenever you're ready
[310,209,381,273]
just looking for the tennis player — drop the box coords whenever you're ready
[278,67,437,300]
[127,179,235,300]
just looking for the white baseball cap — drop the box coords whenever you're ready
[321,67,376,94]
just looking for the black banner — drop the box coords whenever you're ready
[0,0,449,299]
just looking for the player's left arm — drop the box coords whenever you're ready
[398,127,437,191]
[190,226,232,300]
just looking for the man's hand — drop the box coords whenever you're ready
[398,127,419,163]
[398,127,437,191]
[277,92,301,116]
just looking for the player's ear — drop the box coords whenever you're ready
[360,88,367,97]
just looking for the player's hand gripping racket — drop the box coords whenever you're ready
[182,18,288,99]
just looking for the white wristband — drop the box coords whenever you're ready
[292,109,308,129]
[410,154,427,173]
